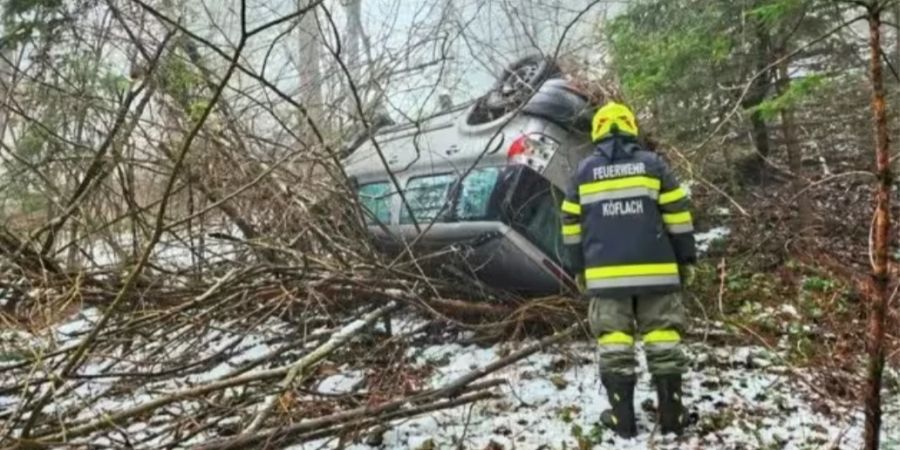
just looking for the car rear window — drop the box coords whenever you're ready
[400,173,456,224]
[358,182,393,225]
[497,166,578,273]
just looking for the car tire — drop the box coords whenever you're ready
[465,55,562,127]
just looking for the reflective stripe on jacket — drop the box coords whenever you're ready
[561,135,696,297]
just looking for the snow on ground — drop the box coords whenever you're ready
[55,307,101,339]
[292,318,900,450]
[695,227,731,254]
[318,370,367,395]
[0,308,291,429]
[2,308,899,449]
[75,225,242,270]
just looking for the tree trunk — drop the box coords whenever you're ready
[297,0,324,128]
[776,49,809,231]
[438,0,457,112]
[344,0,390,124]
[342,0,363,125]
[0,25,15,141]
[344,0,363,84]
[744,24,772,181]
[895,2,900,90]
[864,7,891,450]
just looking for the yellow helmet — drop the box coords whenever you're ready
[591,101,639,142]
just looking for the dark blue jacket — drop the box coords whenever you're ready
[560,135,696,298]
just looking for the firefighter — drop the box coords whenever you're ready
[560,101,696,438]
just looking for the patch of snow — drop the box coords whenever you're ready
[231,340,274,366]
[55,308,101,338]
[291,340,899,450]
[695,226,731,253]
[780,304,801,319]
[385,314,430,336]
[412,343,463,364]
[79,228,240,270]
[6,306,900,450]
[317,370,365,395]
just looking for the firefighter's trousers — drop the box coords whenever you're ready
[589,292,689,376]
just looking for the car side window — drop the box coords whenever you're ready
[400,173,456,224]
[456,167,500,220]
[357,182,392,225]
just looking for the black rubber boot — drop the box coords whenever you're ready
[600,373,637,438]
[655,373,686,435]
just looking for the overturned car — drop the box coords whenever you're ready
[342,57,599,295]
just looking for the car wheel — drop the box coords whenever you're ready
[466,55,562,126]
